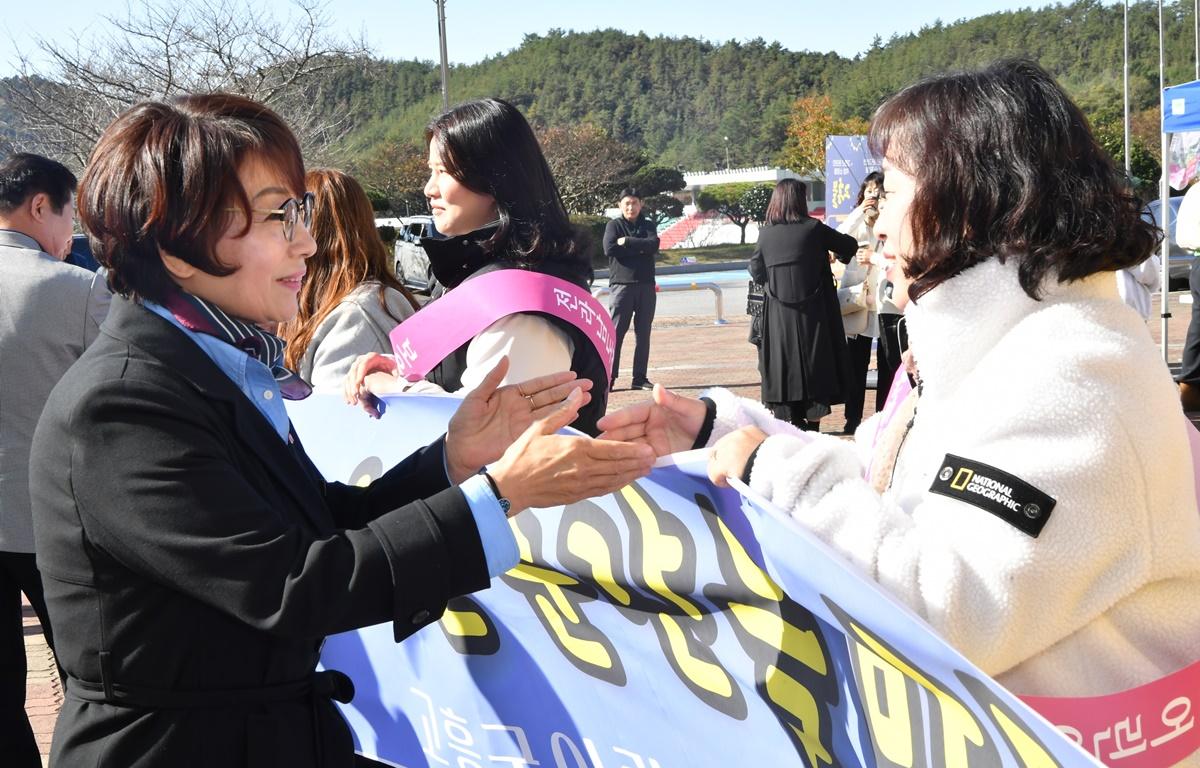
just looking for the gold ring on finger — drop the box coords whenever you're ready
[526,395,536,409]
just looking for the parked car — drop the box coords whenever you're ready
[393,215,440,293]
[1142,196,1194,290]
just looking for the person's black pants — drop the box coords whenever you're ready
[875,313,906,408]
[0,551,55,768]
[842,334,874,430]
[1180,257,1200,385]
[767,402,824,430]
[609,282,657,385]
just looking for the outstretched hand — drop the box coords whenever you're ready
[445,357,593,483]
[595,383,708,458]
[343,352,402,418]
[488,397,655,516]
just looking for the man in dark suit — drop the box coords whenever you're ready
[603,187,660,391]
[0,153,110,766]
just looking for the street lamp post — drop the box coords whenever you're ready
[723,136,730,169]
[435,0,450,110]
[1125,0,1131,175]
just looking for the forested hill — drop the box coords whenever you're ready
[832,1,1199,124]
[5,1,1199,170]
[319,0,1200,169]
[327,30,848,168]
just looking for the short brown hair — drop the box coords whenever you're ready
[78,93,306,303]
[869,59,1158,302]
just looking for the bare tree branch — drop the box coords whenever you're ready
[1,0,370,169]
[537,124,643,214]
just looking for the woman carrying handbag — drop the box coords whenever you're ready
[749,178,858,431]
[836,172,884,434]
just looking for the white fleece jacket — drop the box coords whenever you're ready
[705,257,1200,701]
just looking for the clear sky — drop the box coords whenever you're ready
[1,0,1063,76]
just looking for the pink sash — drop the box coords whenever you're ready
[862,366,914,481]
[1020,660,1199,766]
[388,270,616,382]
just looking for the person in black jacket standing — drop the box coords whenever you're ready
[750,179,858,430]
[604,187,660,390]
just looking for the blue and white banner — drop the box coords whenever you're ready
[289,395,1098,768]
[825,136,882,229]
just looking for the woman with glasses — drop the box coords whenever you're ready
[343,98,610,435]
[279,168,429,391]
[28,94,652,768]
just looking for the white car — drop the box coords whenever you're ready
[392,215,440,293]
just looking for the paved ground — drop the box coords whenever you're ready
[21,289,1197,763]
[24,596,58,766]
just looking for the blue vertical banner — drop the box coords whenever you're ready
[824,135,882,228]
[288,394,1100,768]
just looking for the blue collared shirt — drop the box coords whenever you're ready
[143,300,518,577]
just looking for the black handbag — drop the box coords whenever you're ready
[746,280,765,316]
[747,280,765,346]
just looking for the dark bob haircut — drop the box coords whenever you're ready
[869,59,1159,302]
[425,97,587,279]
[0,153,77,214]
[855,171,884,207]
[764,178,809,225]
[78,93,306,303]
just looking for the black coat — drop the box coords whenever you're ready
[29,296,490,768]
[603,216,659,284]
[750,220,858,405]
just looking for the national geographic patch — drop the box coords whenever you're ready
[929,454,1056,537]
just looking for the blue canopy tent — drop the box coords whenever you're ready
[1160,79,1200,359]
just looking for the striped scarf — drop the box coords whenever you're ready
[161,289,312,401]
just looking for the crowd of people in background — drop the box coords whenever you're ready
[1,58,1199,768]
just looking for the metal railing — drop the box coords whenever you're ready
[593,282,727,325]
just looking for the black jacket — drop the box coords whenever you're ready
[421,231,609,435]
[750,220,858,405]
[29,296,489,767]
[603,216,659,284]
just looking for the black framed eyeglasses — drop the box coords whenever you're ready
[228,192,315,241]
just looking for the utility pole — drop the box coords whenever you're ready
[723,136,731,169]
[1159,0,1171,359]
[435,0,450,110]
[1125,1,1131,174]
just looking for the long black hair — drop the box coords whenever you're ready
[426,98,588,279]
[869,59,1159,302]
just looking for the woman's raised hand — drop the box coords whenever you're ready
[343,352,402,417]
[595,384,708,458]
[444,357,593,483]
[487,397,655,516]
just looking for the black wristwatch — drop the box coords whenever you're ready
[481,471,511,516]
